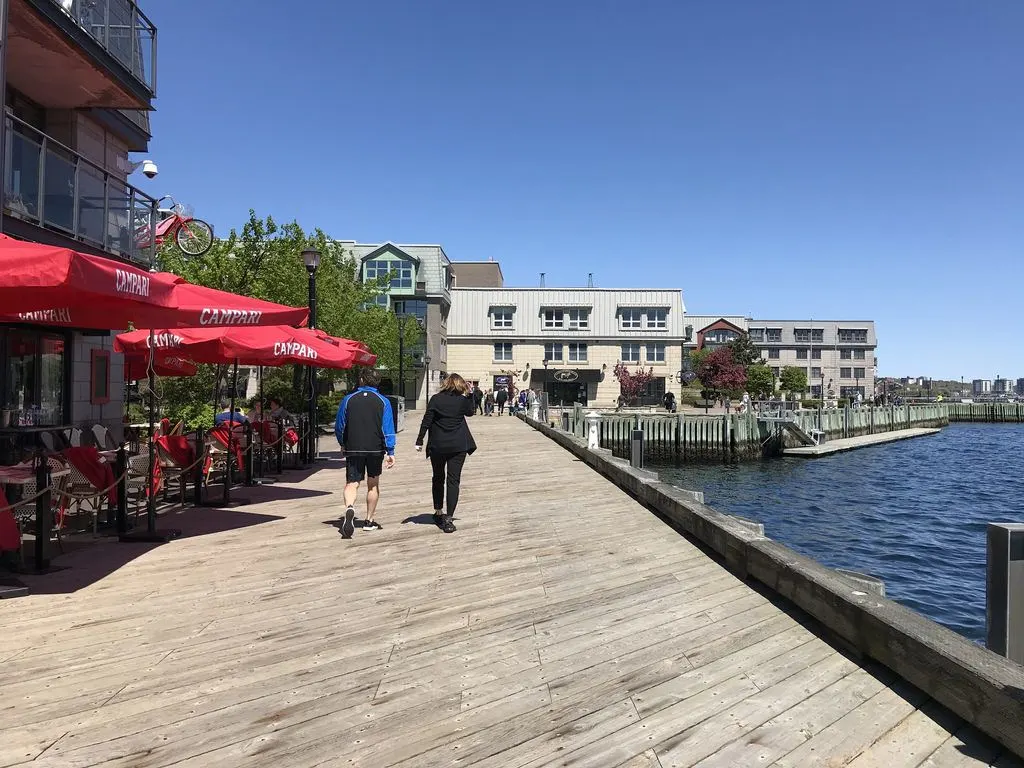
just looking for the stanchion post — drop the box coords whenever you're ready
[244,422,254,486]
[115,446,128,535]
[192,426,205,507]
[630,429,644,469]
[987,522,1024,664]
[33,461,51,572]
[275,419,284,474]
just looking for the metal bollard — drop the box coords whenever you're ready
[33,461,51,572]
[193,427,205,506]
[115,446,128,534]
[585,412,601,450]
[987,522,1024,664]
[244,422,254,486]
[630,429,644,469]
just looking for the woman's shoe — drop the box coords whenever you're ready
[440,515,456,533]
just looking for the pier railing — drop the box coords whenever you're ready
[947,402,1024,423]
[561,403,950,461]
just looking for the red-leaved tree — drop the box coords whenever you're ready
[697,348,747,399]
[613,363,656,406]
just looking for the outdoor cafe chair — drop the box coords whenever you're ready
[154,440,190,507]
[91,424,118,452]
[65,463,106,536]
[11,458,72,558]
[125,454,155,519]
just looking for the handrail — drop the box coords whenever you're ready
[3,111,158,264]
[47,0,157,95]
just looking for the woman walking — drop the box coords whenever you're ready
[415,373,477,533]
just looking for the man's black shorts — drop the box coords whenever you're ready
[346,453,384,482]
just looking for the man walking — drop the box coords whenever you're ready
[473,385,484,415]
[334,370,396,537]
[495,386,508,416]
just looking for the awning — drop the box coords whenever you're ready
[530,368,602,385]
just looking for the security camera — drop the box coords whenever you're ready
[141,159,159,179]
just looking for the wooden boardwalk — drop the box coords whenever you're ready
[0,414,1019,767]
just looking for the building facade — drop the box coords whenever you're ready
[973,379,992,395]
[447,286,687,407]
[1,0,159,447]
[345,241,453,410]
[684,316,878,398]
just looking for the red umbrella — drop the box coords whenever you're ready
[0,235,309,329]
[124,355,198,381]
[114,326,376,369]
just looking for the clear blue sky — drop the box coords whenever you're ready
[143,1,1024,381]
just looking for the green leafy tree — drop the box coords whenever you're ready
[745,364,775,398]
[726,333,764,368]
[152,210,419,425]
[779,366,808,394]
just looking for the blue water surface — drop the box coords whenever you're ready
[648,423,1024,642]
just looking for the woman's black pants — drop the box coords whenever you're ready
[430,451,467,515]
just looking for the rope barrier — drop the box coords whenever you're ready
[0,486,53,516]
[52,468,130,502]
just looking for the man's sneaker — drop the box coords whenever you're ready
[342,507,355,538]
[362,519,383,532]
[440,515,456,534]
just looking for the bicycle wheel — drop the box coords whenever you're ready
[175,219,214,256]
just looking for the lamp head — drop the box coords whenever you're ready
[302,248,321,273]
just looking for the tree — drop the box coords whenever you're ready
[779,366,808,394]
[613,363,656,406]
[726,333,764,368]
[152,210,416,426]
[697,348,747,399]
[745,364,775,398]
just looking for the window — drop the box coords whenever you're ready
[645,309,667,329]
[840,367,852,378]
[840,349,852,360]
[493,343,513,362]
[794,328,824,343]
[796,349,808,360]
[621,343,641,363]
[646,343,666,363]
[811,367,822,378]
[543,343,563,362]
[365,259,413,289]
[568,343,588,362]
[543,309,564,328]
[811,349,821,360]
[768,349,780,359]
[567,309,590,329]
[90,349,110,405]
[393,299,427,325]
[491,308,513,329]
[748,328,765,343]
[620,309,642,329]
[703,329,739,345]
[838,328,868,344]
[766,328,782,342]
[854,349,866,360]
[854,367,865,379]
[2,329,66,427]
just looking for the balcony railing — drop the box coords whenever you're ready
[49,0,157,95]
[3,112,158,264]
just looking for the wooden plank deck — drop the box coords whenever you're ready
[0,414,1019,768]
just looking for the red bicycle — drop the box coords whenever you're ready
[135,196,214,257]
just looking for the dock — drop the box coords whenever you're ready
[0,414,1019,767]
[784,427,942,457]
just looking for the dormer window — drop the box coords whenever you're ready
[490,307,514,329]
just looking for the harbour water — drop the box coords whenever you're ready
[648,423,1024,642]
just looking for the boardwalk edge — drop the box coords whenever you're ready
[522,414,1024,759]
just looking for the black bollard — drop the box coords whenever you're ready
[33,461,51,572]
[193,426,205,507]
[244,422,254,486]
[275,419,284,474]
[115,446,128,536]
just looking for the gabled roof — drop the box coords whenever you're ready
[359,242,421,265]
[697,317,746,335]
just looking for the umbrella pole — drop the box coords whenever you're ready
[119,329,181,543]
[251,365,275,485]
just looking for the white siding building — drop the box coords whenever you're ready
[447,287,687,407]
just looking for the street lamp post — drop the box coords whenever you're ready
[397,313,410,403]
[302,248,321,462]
